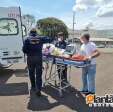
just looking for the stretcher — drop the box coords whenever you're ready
[42,54,90,97]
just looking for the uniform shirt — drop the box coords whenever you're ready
[80,42,97,65]
[22,35,53,57]
[55,40,67,49]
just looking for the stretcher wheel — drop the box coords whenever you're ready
[42,83,47,87]
[54,80,57,86]
[59,90,63,97]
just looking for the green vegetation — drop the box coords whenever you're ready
[37,17,68,39]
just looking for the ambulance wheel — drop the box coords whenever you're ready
[0,63,13,69]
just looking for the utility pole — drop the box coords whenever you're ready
[72,11,76,43]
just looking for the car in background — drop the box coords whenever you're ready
[64,44,78,55]
[96,44,106,48]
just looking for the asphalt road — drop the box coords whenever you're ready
[0,53,113,112]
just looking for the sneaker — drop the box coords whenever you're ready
[85,92,95,96]
[30,87,36,91]
[80,90,89,93]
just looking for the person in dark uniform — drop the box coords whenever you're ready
[55,32,67,83]
[23,28,53,96]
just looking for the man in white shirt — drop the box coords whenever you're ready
[80,33,100,95]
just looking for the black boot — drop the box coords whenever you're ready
[36,91,42,97]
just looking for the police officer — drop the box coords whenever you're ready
[55,32,67,83]
[23,28,53,96]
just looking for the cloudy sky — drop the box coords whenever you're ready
[0,0,113,29]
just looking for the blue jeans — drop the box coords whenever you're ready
[82,64,96,93]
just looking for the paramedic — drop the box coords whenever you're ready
[23,28,53,97]
[55,32,67,83]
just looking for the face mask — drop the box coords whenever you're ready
[81,40,85,44]
[58,38,61,42]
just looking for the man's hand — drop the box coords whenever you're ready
[86,49,100,60]
[86,56,92,60]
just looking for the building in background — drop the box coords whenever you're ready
[68,29,113,48]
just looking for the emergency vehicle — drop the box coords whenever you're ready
[0,7,25,68]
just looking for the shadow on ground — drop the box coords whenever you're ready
[27,86,113,112]
[0,69,29,96]
[27,86,89,112]
[0,69,14,84]
[0,68,27,83]
[13,69,28,77]
[0,82,29,96]
[27,90,59,111]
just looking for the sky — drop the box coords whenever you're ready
[0,0,113,30]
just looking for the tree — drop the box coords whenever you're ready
[23,14,35,31]
[37,17,68,39]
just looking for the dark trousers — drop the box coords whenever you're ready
[27,56,42,91]
[57,64,67,81]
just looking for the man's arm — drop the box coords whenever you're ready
[88,43,100,59]
[55,42,58,47]
[90,49,100,59]
[22,39,29,54]
[64,41,67,49]
[41,36,54,44]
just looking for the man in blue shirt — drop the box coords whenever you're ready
[23,28,53,96]
[55,32,67,83]
[55,32,66,49]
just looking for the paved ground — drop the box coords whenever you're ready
[0,52,113,112]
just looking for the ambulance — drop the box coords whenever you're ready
[0,7,25,68]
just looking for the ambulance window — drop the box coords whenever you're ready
[0,18,18,35]
[22,25,27,37]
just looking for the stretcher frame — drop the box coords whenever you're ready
[43,55,90,97]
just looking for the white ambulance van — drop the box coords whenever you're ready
[0,7,24,68]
